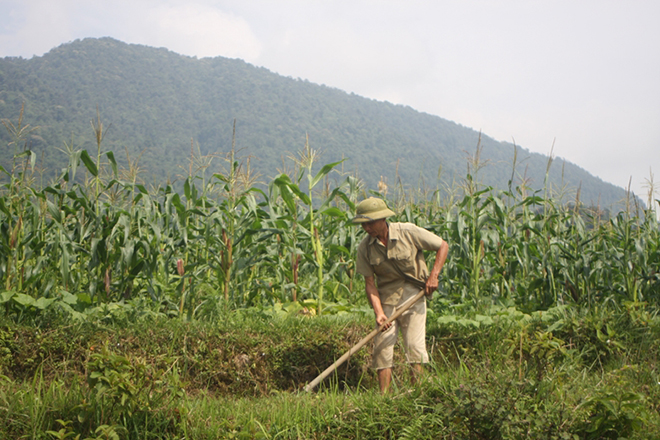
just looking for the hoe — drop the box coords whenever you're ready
[304,288,426,392]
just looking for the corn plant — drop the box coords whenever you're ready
[272,138,345,315]
[1,111,659,320]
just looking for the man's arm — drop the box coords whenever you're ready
[425,240,449,296]
[365,275,392,331]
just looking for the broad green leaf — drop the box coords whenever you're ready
[474,314,494,325]
[80,150,99,177]
[33,297,56,310]
[129,260,145,277]
[310,160,344,189]
[327,244,350,255]
[287,183,311,205]
[13,293,35,307]
[60,242,70,285]
[60,290,79,305]
[457,318,480,328]
[320,207,345,218]
[69,151,80,182]
[0,197,10,217]
[28,149,36,171]
[212,173,229,183]
[77,293,92,305]
[437,315,457,324]
[43,186,62,196]
[318,186,348,211]
[122,240,135,266]
[0,291,16,303]
[172,193,186,216]
[523,195,545,206]
[104,179,120,190]
[46,200,62,224]
[106,151,118,176]
[184,178,191,200]
[273,176,296,213]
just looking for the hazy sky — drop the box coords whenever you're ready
[1,0,659,203]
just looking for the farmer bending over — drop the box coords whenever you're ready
[353,197,448,393]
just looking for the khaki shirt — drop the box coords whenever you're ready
[356,222,445,305]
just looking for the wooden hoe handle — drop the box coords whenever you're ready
[304,289,426,392]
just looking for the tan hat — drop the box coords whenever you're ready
[352,197,395,223]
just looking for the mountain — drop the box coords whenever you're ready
[0,37,630,209]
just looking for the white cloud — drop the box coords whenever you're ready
[0,0,262,61]
[139,3,262,60]
[0,0,76,57]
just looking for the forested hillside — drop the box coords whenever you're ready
[0,37,629,209]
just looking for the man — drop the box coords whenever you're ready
[353,197,448,393]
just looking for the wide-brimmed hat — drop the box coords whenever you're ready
[351,197,395,223]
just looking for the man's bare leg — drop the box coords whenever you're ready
[411,363,424,384]
[378,367,392,393]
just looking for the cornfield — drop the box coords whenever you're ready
[1,117,659,323]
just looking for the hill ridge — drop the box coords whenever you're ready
[0,37,629,209]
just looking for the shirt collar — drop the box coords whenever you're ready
[367,222,399,246]
[387,222,401,241]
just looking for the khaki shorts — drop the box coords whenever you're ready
[372,285,429,370]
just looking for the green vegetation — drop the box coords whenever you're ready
[1,108,659,438]
[0,37,631,210]
[2,304,660,438]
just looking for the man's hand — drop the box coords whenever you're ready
[366,276,391,331]
[425,277,438,297]
[376,312,392,331]
[426,241,449,297]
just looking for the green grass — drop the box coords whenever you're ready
[1,303,660,439]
